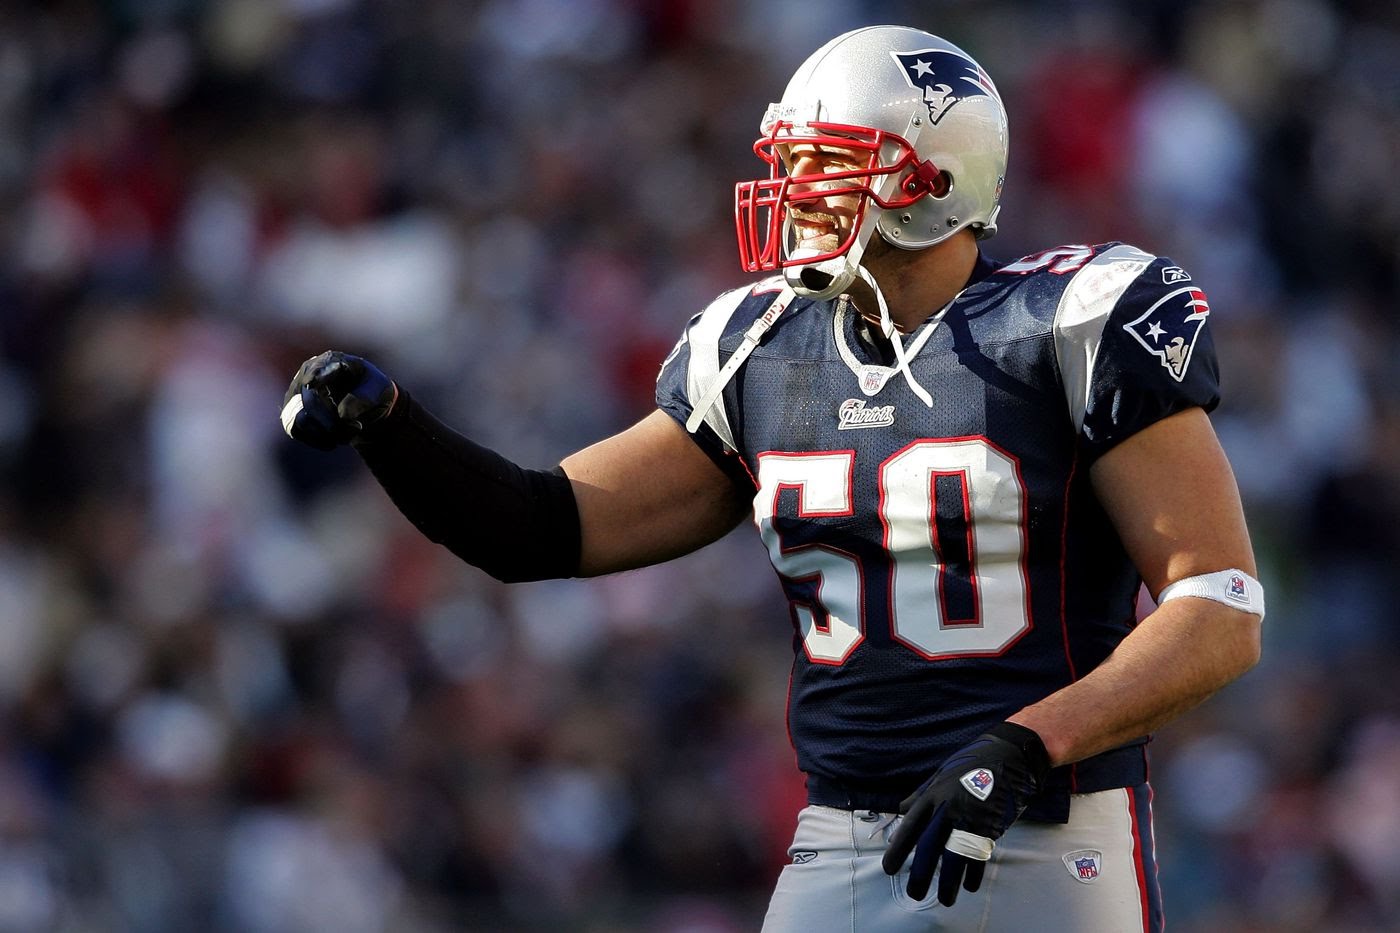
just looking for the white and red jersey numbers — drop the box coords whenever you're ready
[754,452,864,664]
[882,439,1032,658]
[998,245,1095,276]
[755,438,1032,666]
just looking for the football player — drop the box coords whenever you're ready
[282,25,1262,932]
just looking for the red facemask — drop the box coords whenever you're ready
[734,120,944,274]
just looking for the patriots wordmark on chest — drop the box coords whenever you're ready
[838,398,895,430]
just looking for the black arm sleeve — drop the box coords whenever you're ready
[351,391,581,583]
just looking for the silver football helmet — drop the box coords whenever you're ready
[735,26,1009,299]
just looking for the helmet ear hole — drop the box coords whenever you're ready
[931,170,952,198]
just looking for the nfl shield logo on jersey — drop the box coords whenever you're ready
[1062,849,1103,883]
[859,366,888,395]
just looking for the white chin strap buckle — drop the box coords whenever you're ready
[784,254,854,300]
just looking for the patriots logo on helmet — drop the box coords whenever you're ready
[892,49,1001,125]
[1123,286,1211,382]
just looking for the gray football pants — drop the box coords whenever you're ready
[762,786,1162,932]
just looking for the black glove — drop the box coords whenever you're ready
[881,722,1051,906]
[281,350,397,451]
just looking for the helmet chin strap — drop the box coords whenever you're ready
[784,249,859,300]
[781,217,935,409]
[781,155,936,408]
[853,263,935,408]
[782,207,878,301]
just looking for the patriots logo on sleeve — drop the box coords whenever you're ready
[1123,286,1211,382]
[892,49,1000,125]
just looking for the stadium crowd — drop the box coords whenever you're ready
[1,0,1399,929]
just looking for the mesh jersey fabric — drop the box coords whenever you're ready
[655,242,1220,820]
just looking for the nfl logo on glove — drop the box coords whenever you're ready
[959,768,994,800]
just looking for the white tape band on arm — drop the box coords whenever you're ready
[1156,569,1265,620]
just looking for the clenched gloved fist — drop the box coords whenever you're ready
[281,351,397,450]
[881,721,1051,906]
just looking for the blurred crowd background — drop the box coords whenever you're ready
[1,0,1398,930]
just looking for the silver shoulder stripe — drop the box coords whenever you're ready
[685,285,755,452]
[1052,245,1158,433]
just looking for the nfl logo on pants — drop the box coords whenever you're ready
[1063,849,1102,883]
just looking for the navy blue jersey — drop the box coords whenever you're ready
[656,243,1220,820]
